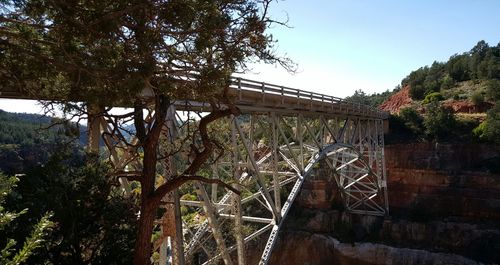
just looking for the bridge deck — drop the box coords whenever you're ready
[0,76,387,119]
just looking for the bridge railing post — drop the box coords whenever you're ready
[280,87,284,104]
[261,83,265,103]
[237,78,242,100]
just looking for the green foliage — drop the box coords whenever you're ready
[440,74,455,90]
[446,54,472,82]
[0,173,54,265]
[6,150,138,264]
[479,102,500,144]
[423,102,457,140]
[471,91,485,105]
[402,61,445,100]
[484,79,500,101]
[454,115,480,141]
[403,66,430,99]
[4,213,53,265]
[402,40,500,100]
[0,110,86,175]
[422,92,444,104]
[398,107,424,135]
[0,0,291,107]
[473,121,488,140]
[345,88,396,108]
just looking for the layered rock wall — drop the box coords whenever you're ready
[385,143,500,220]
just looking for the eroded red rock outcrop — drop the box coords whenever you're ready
[442,100,493,113]
[378,85,412,114]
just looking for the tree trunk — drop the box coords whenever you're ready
[132,97,169,265]
[133,196,156,265]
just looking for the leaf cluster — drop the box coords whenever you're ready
[1,0,292,106]
[0,173,54,265]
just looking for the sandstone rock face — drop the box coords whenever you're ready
[385,143,499,171]
[297,180,338,209]
[385,143,500,221]
[267,231,480,265]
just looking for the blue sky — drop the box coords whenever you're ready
[242,0,500,97]
[2,0,500,113]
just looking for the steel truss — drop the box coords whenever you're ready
[88,102,388,265]
[0,68,389,265]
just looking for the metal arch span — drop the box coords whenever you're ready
[165,111,388,265]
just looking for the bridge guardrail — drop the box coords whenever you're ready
[230,77,388,119]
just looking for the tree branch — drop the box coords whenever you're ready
[152,175,240,207]
[108,171,143,182]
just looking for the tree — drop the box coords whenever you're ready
[446,54,471,82]
[471,91,485,105]
[7,150,138,265]
[346,89,395,108]
[346,89,370,105]
[0,1,292,263]
[469,40,489,79]
[423,101,457,140]
[0,173,53,265]
[481,102,500,144]
[403,66,429,99]
[485,79,500,102]
[398,107,424,135]
[422,92,443,105]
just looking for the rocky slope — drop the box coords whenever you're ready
[378,86,412,114]
[267,231,481,265]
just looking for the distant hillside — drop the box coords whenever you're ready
[0,110,86,174]
[350,40,499,111]
[349,40,500,145]
[401,40,500,101]
[345,88,398,108]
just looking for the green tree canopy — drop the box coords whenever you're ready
[401,40,500,100]
[1,0,292,105]
[1,1,292,263]
[0,173,53,265]
[423,101,457,140]
[5,150,138,265]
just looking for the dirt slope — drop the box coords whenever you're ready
[378,85,412,114]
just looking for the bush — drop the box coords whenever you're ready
[473,121,487,140]
[422,92,444,104]
[485,79,500,101]
[399,107,424,135]
[424,102,457,140]
[440,74,455,89]
[455,116,480,141]
[481,102,500,144]
[0,173,54,265]
[6,151,138,264]
[471,91,485,105]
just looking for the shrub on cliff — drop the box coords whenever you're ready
[422,92,444,104]
[423,102,457,140]
[399,107,424,135]
[479,102,500,144]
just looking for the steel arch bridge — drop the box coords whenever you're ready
[0,77,389,265]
